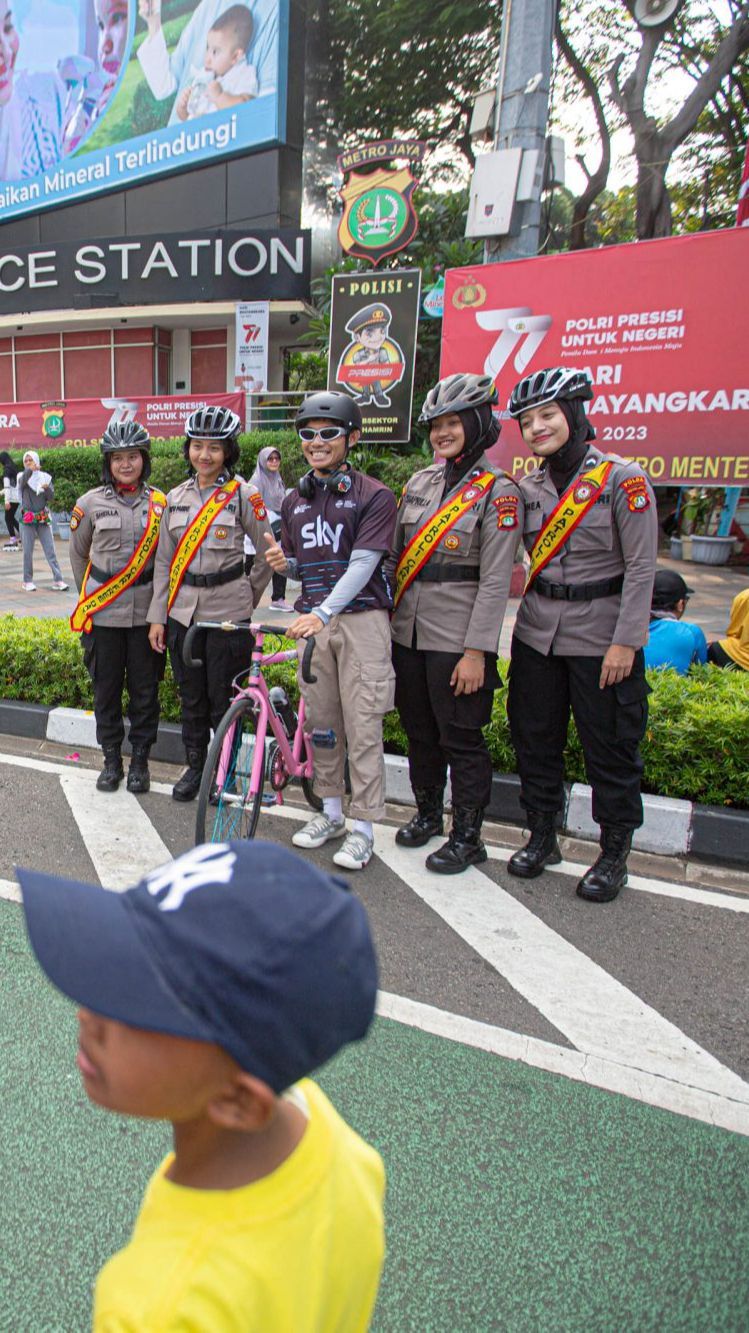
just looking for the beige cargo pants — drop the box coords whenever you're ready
[298,609,395,822]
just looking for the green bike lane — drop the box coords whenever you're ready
[2,898,747,1333]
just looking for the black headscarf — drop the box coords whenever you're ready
[547,398,596,494]
[442,403,501,494]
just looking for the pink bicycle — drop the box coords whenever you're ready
[184,621,321,845]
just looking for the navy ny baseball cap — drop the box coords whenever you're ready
[18,841,378,1093]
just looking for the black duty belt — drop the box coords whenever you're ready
[416,565,481,584]
[90,562,154,586]
[532,574,624,602]
[183,560,244,589]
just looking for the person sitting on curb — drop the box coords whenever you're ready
[707,587,749,672]
[18,840,385,1332]
[263,391,397,872]
[643,569,707,675]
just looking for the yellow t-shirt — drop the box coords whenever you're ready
[720,588,749,671]
[94,1080,385,1332]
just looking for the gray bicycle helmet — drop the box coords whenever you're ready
[295,391,362,437]
[508,367,593,418]
[101,419,151,483]
[101,420,151,452]
[419,373,498,424]
[185,405,242,439]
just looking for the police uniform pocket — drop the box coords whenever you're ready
[94,513,122,552]
[571,507,613,552]
[205,511,237,549]
[614,672,651,742]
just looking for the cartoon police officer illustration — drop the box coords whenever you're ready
[337,303,405,409]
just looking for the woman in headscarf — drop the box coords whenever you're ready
[0,449,20,548]
[249,445,293,611]
[18,449,68,592]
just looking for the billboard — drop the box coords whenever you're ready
[0,391,244,447]
[441,229,749,486]
[0,0,286,221]
[328,269,421,444]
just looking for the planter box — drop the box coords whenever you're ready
[50,511,72,541]
[690,535,734,566]
[669,537,683,560]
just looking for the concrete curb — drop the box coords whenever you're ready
[1,700,746,868]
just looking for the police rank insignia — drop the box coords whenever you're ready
[619,476,650,511]
[337,140,425,266]
[492,495,519,529]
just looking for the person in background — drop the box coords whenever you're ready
[0,450,20,549]
[250,445,294,611]
[19,840,385,1333]
[506,367,657,904]
[707,587,749,672]
[69,422,166,795]
[388,373,522,874]
[643,569,707,675]
[18,450,68,593]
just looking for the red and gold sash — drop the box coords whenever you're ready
[70,489,166,635]
[167,478,241,612]
[525,460,613,590]
[394,470,495,608]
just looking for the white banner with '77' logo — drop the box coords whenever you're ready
[235,301,270,395]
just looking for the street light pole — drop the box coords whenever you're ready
[484,0,556,264]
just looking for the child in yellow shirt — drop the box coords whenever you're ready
[19,840,384,1331]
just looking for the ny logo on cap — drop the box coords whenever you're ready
[146,844,236,913]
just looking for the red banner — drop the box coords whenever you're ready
[441,230,749,486]
[0,393,245,450]
[737,141,749,227]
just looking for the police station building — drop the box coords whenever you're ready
[0,0,308,413]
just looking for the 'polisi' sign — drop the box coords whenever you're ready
[0,229,311,314]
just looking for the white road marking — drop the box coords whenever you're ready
[375,826,749,1105]
[0,877,20,902]
[377,992,749,1138]
[59,772,172,890]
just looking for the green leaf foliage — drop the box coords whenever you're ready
[1,617,746,809]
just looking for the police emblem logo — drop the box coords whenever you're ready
[632,493,649,509]
[69,514,79,530]
[153,503,164,517]
[214,526,228,540]
[337,144,423,266]
[444,534,460,551]
[500,513,516,528]
[461,485,480,503]
[451,282,487,311]
[216,492,228,503]
[619,475,650,511]
[573,483,593,503]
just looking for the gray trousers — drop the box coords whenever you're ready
[22,523,64,583]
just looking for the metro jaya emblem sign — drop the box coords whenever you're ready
[337,140,425,266]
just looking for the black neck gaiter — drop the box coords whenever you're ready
[547,400,595,494]
[442,404,501,495]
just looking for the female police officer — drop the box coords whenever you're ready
[506,367,657,902]
[70,421,165,794]
[148,405,272,801]
[389,373,522,874]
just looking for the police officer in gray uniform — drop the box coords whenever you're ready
[70,421,165,794]
[506,368,657,902]
[390,373,523,873]
[148,405,273,801]
[348,304,394,407]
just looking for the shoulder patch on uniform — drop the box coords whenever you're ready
[71,505,84,521]
[492,494,519,529]
[619,475,650,511]
[248,491,267,521]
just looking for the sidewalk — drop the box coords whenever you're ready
[0,534,745,646]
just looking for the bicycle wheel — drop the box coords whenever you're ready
[301,774,323,813]
[195,697,266,845]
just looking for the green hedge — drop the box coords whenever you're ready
[1,617,746,809]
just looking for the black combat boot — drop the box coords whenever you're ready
[96,747,124,793]
[576,825,633,903]
[172,748,206,803]
[426,806,487,875]
[507,810,562,879]
[395,786,445,848]
[126,746,151,795]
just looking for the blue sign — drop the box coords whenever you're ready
[0,0,286,221]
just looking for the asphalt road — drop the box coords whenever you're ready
[1,740,747,1331]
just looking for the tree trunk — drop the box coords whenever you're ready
[634,131,673,239]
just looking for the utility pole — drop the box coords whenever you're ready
[484,0,556,264]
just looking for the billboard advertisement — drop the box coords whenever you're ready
[328,269,421,444]
[441,229,749,486]
[0,0,286,221]
[0,390,244,447]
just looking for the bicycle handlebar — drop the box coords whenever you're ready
[182,621,317,683]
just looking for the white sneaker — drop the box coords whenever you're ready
[292,812,346,849]
[270,599,295,612]
[52,580,69,591]
[333,830,374,871]
[21,582,36,591]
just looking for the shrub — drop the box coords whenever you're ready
[1,618,747,809]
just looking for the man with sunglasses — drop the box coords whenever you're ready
[264,391,397,870]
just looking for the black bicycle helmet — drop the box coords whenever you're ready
[295,391,362,438]
[100,419,151,483]
[508,367,593,418]
[185,405,242,439]
[419,373,498,424]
